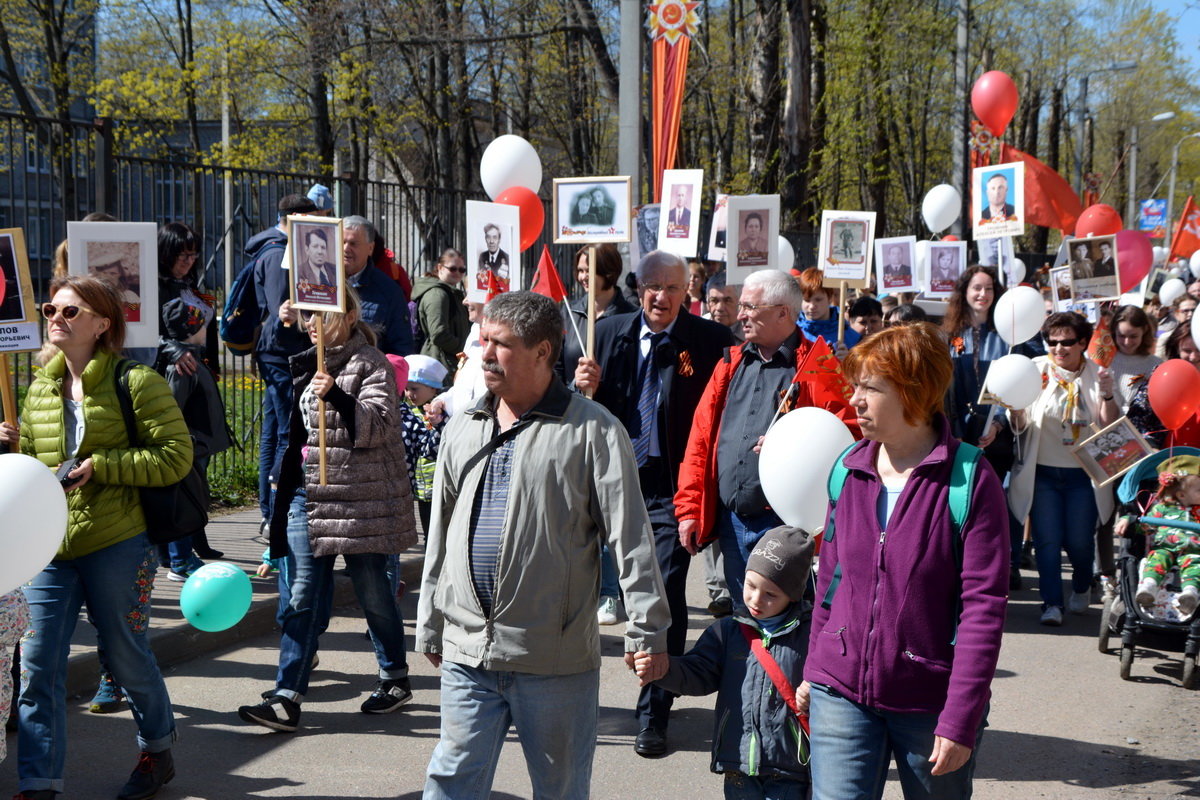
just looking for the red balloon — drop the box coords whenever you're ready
[971,71,1019,137]
[1074,204,1123,238]
[1148,359,1200,430]
[941,234,960,242]
[495,186,544,252]
[1115,229,1153,292]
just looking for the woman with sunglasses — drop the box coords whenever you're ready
[1,275,192,800]
[237,287,416,732]
[1007,311,1118,627]
[155,222,231,577]
[412,248,470,381]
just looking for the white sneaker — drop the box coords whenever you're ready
[1067,591,1090,615]
[597,596,620,626]
[1135,579,1158,608]
[1178,587,1199,617]
[1040,606,1064,626]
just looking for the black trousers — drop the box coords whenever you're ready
[633,457,691,732]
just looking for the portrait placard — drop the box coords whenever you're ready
[1072,416,1155,487]
[657,169,704,258]
[631,204,661,268]
[553,177,632,244]
[707,193,729,262]
[1050,266,1073,311]
[288,216,345,313]
[67,221,159,349]
[725,195,780,284]
[972,162,1025,240]
[1145,267,1168,298]
[927,240,967,298]
[1067,234,1121,302]
[874,236,917,293]
[0,228,41,353]
[817,210,876,289]
[465,200,520,303]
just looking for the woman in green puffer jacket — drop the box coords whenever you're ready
[0,275,192,800]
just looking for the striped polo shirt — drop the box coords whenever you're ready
[469,425,516,616]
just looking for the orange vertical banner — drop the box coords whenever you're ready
[647,1,701,200]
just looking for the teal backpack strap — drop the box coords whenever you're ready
[820,443,861,610]
[947,442,982,645]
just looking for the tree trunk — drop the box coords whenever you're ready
[781,0,813,231]
[747,0,781,192]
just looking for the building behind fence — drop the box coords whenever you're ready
[1,110,581,505]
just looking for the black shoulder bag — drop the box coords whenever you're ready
[113,359,209,544]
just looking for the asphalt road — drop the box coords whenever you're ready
[2,512,1198,799]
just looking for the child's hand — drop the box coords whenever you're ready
[630,651,668,685]
[1114,516,1131,538]
[255,563,272,578]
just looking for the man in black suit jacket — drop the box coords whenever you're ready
[666,186,691,237]
[477,223,510,290]
[575,250,735,759]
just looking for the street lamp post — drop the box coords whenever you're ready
[1074,61,1137,197]
[1127,111,1177,225]
[1166,131,1200,243]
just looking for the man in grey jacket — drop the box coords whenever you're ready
[416,291,671,800]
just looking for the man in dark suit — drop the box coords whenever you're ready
[980,173,1016,222]
[1094,241,1116,277]
[574,250,734,759]
[881,243,912,289]
[298,228,335,287]
[477,223,510,291]
[666,186,691,238]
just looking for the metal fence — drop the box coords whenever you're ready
[0,110,581,504]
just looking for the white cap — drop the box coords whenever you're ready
[405,354,448,389]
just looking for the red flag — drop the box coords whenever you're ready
[1000,144,1082,234]
[530,245,567,303]
[1168,195,1200,261]
[793,336,853,407]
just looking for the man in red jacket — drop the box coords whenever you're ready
[675,269,857,598]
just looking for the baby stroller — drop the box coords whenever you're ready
[1098,448,1200,689]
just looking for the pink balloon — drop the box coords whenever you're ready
[971,71,1019,137]
[1115,229,1153,292]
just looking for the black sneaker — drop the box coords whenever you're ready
[116,749,174,800]
[13,791,57,800]
[360,679,413,714]
[238,694,300,732]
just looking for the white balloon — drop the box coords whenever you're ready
[1004,257,1025,287]
[1192,305,1200,349]
[1191,249,1200,272]
[777,236,796,271]
[985,354,1042,410]
[1168,267,1182,277]
[921,184,961,234]
[1152,246,1168,266]
[1159,278,1187,305]
[992,285,1045,346]
[0,453,67,595]
[759,407,856,532]
[479,135,542,200]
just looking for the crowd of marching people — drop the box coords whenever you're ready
[2,185,1199,800]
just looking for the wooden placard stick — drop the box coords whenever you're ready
[585,243,598,398]
[0,353,16,424]
[837,280,847,348]
[316,314,328,486]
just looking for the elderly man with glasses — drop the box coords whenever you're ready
[675,269,858,599]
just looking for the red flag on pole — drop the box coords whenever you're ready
[1168,195,1200,261]
[530,245,567,303]
[999,144,1082,234]
[485,269,504,302]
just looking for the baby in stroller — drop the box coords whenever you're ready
[1122,455,1200,617]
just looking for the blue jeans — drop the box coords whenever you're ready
[599,543,619,599]
[257,356,294,520]
[423,662,599,800]
[18,533,175,793]
[809,684,984,800]
[274,490,408,701]
[723,772,809,800]
[1029,465,1098,609]
[715,505,783,602]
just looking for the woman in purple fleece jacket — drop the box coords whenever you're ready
[798,322,1009,800]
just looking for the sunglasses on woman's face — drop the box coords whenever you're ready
[1044,337,1080,348]
[442,265,467,274]
[40,303,98,321]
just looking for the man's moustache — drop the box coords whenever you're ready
[482,361,505,376]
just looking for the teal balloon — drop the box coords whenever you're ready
[179,562,252,632]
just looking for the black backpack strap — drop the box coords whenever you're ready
[457,418,532,488]
[113,358,140,447]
